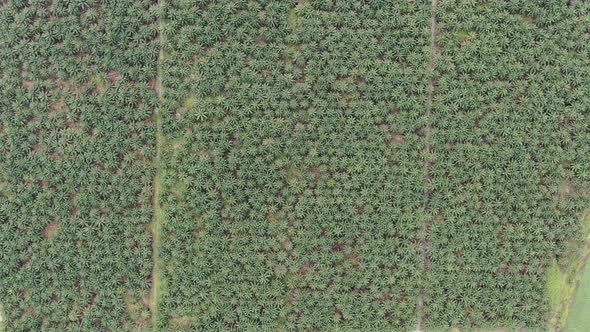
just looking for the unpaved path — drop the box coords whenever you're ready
[150,0,167,330]
[417,0,438,330]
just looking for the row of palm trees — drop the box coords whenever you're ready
[155,0,431,330]
[0,0,158,331]
[425,0,590,329]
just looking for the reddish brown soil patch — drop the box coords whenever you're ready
[149,77,157,91]
[107,71,120,84]
[75,51,90,59]
[141,289,152,310]
[79,291,99,320]
[336,75,348,82]
[309,167,321,178]
[331,243,346,252]
[73,84,87,97]
[289,288,297,306]
[344,253,360,268]
[498,263,510,274]
[54,79,70,90]
[379,292,393,302]
[229,133,239,147]
[299,261,315,275]
[66,120,80,130]
[32,144,44,153]
[255,37,266,45]
[92,83,105,94]
[20,256,32,267]
[390,132,405,145]
[94,161,107,171]
[51,151,63,160]
[23,80,34,89]
[433,214,443,224]
[267,213,278,223]
[193,227,203,237]
[123,288,141,317]
[133,150,146,162]
[23,307,36,315]
[197,150,214,159]
[135,317,148,326]
[562,179,573,198]
[69,207,79,216]
[74,275,83,290]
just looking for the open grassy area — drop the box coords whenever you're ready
[547,212,590,330]
[566,256,590,332]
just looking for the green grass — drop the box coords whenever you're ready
[183,96,197,107]
[150,164,165,331]
[288,8,298,32]
[566,259,590,332]
[151,4,167,327]
[0,304,4,332]
[547,211,590,331]
[547,259,572,329]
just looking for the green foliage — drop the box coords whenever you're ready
[156,0,430,330]
[0,0,158,330]
[1,0,590,331]
[426,0,590,329]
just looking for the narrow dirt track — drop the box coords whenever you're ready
[416,0,438,330]
[151,0,166,330]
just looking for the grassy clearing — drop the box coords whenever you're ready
[288,8,298,32]
[547,211,590,331]
[0,304,4,332]
[183,96,197,107]
[151,0,167,326]
[150,162,165,331]
[566,259,590,332]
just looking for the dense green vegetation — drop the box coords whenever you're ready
[427,1,590,329]
[157,0,431,330]
[1,0,589,331]
[0,1,158,330]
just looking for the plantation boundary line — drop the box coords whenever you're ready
[560,211,590,330]
[417,0,437,330]
[150,0,166,330]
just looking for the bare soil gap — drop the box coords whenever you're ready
[417,0,438,330]
[150,0,166,330]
